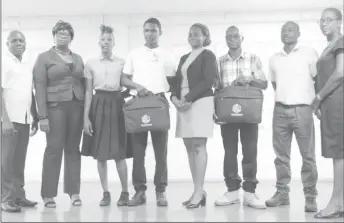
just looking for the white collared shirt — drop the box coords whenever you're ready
[2,50,33,124]
[123,46,176,94]
[84,54,125,91]
[268,45,319,105]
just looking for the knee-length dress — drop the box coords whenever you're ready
[316,36,344,158]
[81,55,132,161]
[175,48,215,138]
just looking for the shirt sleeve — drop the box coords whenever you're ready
[165,51,177,77]
[83,60,93,79]
[333,36,344,55]
[122,51,134,76]
[268,56,276,82]
[213,58,222,90]
[309,48,319,78]
[251,54,267,81]
[1,58,10,88]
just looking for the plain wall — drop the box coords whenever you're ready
[1,9,338,183]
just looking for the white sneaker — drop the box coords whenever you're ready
[214,190,240,206]
[243,192,267,209]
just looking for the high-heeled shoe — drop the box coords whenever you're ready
[314,210,344,219]
[186,194,207,209]
[182,190,207,206]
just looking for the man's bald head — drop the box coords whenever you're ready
[281,21,300,45]
[6,30,26,59]
[7,30,25,42]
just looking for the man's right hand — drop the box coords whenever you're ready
[39,119,50,133]
[136,85,150,97]
[2,121,16,136]
[83,119,93,136]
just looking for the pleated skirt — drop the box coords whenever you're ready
[81,90,133,161]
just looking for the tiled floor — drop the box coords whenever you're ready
[1,180,343,222]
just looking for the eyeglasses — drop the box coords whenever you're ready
[56,31,71,37]
[317,18,338,24]
[226,35,241,40]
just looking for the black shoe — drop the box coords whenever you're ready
[117,192,129,206]
[128,191,146,207]
[186,194,207,209]
[100,191,111,206]
[1,201,21,213]
[15,198,38,207]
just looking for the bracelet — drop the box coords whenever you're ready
[37,115,48,120]
[316,94,322,100]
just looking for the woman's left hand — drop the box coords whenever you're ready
[311,96,321,112]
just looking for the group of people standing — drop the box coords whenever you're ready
[1,6,343,220]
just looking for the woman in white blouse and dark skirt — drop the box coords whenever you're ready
[81,25,146,206]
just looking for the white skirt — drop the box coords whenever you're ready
[175,89,214,138]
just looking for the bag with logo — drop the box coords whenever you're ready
[214,85,263,124]
[123,95,170,133]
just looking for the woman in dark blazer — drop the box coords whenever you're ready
[170,23,218,209]
[33,20,85,208]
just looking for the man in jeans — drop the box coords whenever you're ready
[122,18,176,207]
[214,26,267,209]
[266,21,318,212]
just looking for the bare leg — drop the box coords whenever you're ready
[97,160,109,192]
[115,159,128,193]
[183,138,196,201]
[190,138,208,204]
[319,158,344,213]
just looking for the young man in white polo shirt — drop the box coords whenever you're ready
[266,21,319,212]
[122,18,176,207]
[1,30,39,212]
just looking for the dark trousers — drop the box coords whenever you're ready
[220,123,259,193]
[41,100,83,198]
[273,103,318,198]
[1,123,30,202]
[131,130,168,193]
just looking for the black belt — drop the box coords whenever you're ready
[275,102,309,108]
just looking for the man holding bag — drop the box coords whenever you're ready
[214,26,267,209]
[122,18,176,207]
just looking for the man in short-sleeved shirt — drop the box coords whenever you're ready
[214,26,268,210]
[122,18,176,207]
[1,30,38,212]
[265,21,319,213]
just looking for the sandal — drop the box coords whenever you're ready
[71,198,82,206]
[43,198,56,208]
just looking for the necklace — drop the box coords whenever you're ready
[55,47,71,55]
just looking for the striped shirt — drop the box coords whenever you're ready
[215,51,266,89]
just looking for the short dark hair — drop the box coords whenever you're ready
[283,21,300,32]
[143,18,162,31]
[52,20,74,40]
[7,30,25,41]
[324,7,343,20]
[100,24,114,34]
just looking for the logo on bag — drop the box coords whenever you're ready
[231,104,243,116]
[141,114,153,127]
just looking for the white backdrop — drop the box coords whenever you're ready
[1,8,341,183]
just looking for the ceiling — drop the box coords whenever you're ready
[2,0,343,17]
